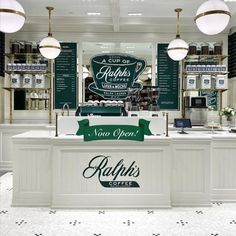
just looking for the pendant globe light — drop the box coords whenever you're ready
[195,0,231,35]
[0,0,26,33]
[167,8,189,61]
[39,7,61,59]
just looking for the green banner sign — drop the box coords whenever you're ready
[89,53,146,100]
[76,119,152,141]
[157,44,179,110]
[54,42,77,109]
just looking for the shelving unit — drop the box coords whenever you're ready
[181,54,228,124]
[4,52,52,124]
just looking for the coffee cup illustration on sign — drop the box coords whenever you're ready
[89,53,146,100]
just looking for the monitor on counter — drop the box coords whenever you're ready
[174,118,192,134]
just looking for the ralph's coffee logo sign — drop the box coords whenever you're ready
[83,155,140,188]
[89,53,146,100]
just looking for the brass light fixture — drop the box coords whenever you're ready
[0,0,26,33]
[39,6,61,59]
[195,0,231,35]
[167,8,189,61]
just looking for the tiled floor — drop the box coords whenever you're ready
[1,172,236,236]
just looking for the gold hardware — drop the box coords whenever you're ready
[167,47,188,51]
[165,112,169,137]
[55,112,58,137]
[195,10,231,22]
[0,9,26,19]
[39,45,61,50]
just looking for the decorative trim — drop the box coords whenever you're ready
[0,9,26,19]
[39,45,61,50]
[195,10,231,22]
[167,47,188,51]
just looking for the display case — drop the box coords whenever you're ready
[4,48,52,123]
[181,54,228,124]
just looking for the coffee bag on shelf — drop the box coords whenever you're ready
[10,74,21,88]
[23,74,33,88]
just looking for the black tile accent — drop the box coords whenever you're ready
[196,210,203,214]
[230,220,236,224]
[152,234,160,236]
[212,202,223,206]
[98,210,105,214]
[210,234,219,236]
[123,220,135,226]
[34,234,43,236]
[15,220,27,226]
[93,234,101,236]
[148,210,154,214]
[0,210,8,214]
[176,220,188,226]
[69,220,81,226]
[49,210,56,214]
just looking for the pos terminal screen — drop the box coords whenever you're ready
[174,118,192,128]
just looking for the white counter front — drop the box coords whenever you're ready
[11,129,236,208]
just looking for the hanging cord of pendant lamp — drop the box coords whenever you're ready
[39,6,61,59]
[167,8,188,61]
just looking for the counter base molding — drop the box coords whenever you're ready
[171,138,211,207]
[12,138,51,207]
[12,130,236,208]
[52,145,171,208]
[212,137,236,202]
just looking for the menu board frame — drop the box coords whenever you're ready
[157,43,180,110]
[54,42,77,109]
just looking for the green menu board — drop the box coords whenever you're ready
[157,43,179,110]
[54,42,77,109]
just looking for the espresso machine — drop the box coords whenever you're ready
[184,96,208,126]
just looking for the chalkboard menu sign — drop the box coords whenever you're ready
[0,32,5,77]
[157,44,179,109]
[55,42,77,109]
[228,32,236,78]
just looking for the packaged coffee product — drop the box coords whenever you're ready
[215,75,227,89]
[186,75,197,89]
[23,74,33,88]
[10,74,21,88]
[35,74,45,88]
[201,75,211,89]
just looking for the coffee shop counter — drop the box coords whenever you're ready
[11,129,236,208]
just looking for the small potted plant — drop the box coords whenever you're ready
[221,106,235,121]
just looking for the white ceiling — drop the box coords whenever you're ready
[19,0,236,33]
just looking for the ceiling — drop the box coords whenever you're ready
[19,0,236,34]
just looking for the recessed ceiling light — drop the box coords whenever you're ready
[128,12,142,16]
[87,12,101,16]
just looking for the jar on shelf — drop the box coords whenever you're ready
[214,43,222,55]
[188,43,197,55]
[11,41,20,54]
[24,42,32,53]
[201,42,209,55]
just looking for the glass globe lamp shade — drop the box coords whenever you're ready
[39,36,61,59]
[167,38,189,61]
[0,0,26,33]
[195,0,231,35]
